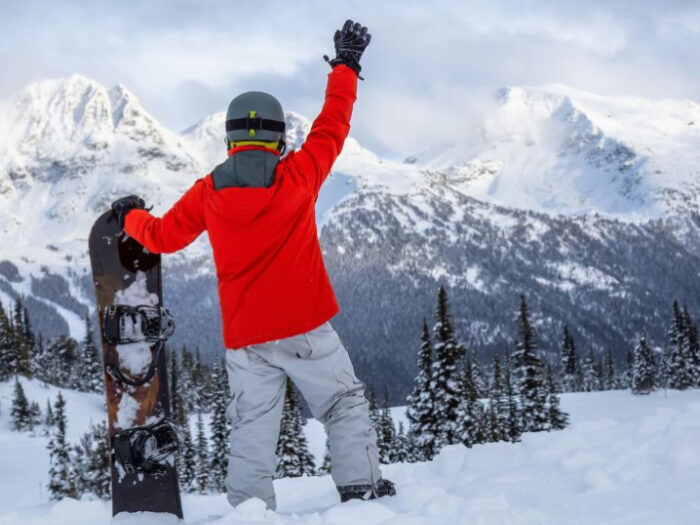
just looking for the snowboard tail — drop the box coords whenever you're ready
[88,210,183,518]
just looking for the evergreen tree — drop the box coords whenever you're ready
[44,398,55,428]
[668,301,693,390]
[430,286,465,448]
[319,437,332,474]
[377,387,397,464]
[632,334,656,394]
[560,325,581,392]
[191,348,210,412]
[469,348,487,398]
[503,354,522,443]
[276,378,316,478]
[71,437,87,499]
[368,386,380,429]
[625,348,634,389]
[457,354,486,447]
[179,420,196,492]
[208,358,230,492]
[404,430,421,463]
[11,376,31,431]
[488,353,509,442]
[602,348,618,390]
[169,351,186,427]
[512,296,548,432]
[682,306,700,388]
[406,318,438,461]
[13,301,33,377]
[545,366,568,430]
[28,401,42,433]
[42,336,78,387]
[47,392,76,499]
[195,412,209,492]
[78,315,103,393]
[73,422,111,499]
[581,346,600,392]
[180,346,196,412]
[393,422,409,463]
[0,302,14,381]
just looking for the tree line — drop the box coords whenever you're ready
[3,285,699,501]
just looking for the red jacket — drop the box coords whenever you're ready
[125,65,358,349]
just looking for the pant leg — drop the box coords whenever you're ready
[263,321,382,488]
[224,348,286,510]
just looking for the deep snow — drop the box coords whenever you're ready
[0,378,699,524]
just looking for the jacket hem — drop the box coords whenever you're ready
[224,306,339,350]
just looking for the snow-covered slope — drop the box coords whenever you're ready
[1,379,698,524]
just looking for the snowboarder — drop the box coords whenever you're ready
[110,19,395,510]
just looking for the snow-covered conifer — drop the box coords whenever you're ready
[195,412,209,492]
[632,334,656,394]
[682,306,700,387]
[78,315,103,393]
[276,378,316,478]
[319,438,331,474]
[545,366,568,430]
[178,420,196,492]
[406,318,438,461]
[488,353,509,442]
[47,392,76,499]
[602,348,618,390]
[208,357,229,492]
[430,286,465,447]
[625,348,634,388]
[13,301,33,378]
[560,325,581,392]
[0,302,14,381]
[393,422,409,463]
[503,354,522,442]
[11,376,31,431]
[44,398,55,428]
[28,400,41,432]
[73,422,110,500]
[457,355,486,447]
[581,346,600,392]
[377,387,397,464]
[513,296,548,432]
[668,301,693,390]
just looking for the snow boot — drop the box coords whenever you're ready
[338,478,396,503]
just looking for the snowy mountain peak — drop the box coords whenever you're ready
[407,84,700,218]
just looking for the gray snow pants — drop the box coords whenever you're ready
[224,321,381,510]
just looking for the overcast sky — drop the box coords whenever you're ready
[2,0,700,159]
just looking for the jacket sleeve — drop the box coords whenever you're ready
[124,179,207,254]
[284,64,358,195]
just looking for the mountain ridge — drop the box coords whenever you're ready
[1,74,698,400]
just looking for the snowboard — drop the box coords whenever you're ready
[88,209,183,519]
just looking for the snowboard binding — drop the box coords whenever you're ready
[103,304,175,346]
[103,305,175,387]
[113,418,181,479]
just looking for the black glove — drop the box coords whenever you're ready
[324,19,371,78]
[111,195,146,229]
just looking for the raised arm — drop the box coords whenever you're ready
[117,179,207,254]
[285,20,371,195]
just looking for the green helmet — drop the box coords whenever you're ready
[225,91,286,151]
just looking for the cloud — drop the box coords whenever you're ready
[2,0,700,159]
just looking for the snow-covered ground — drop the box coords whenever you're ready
[1,379,699,524]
